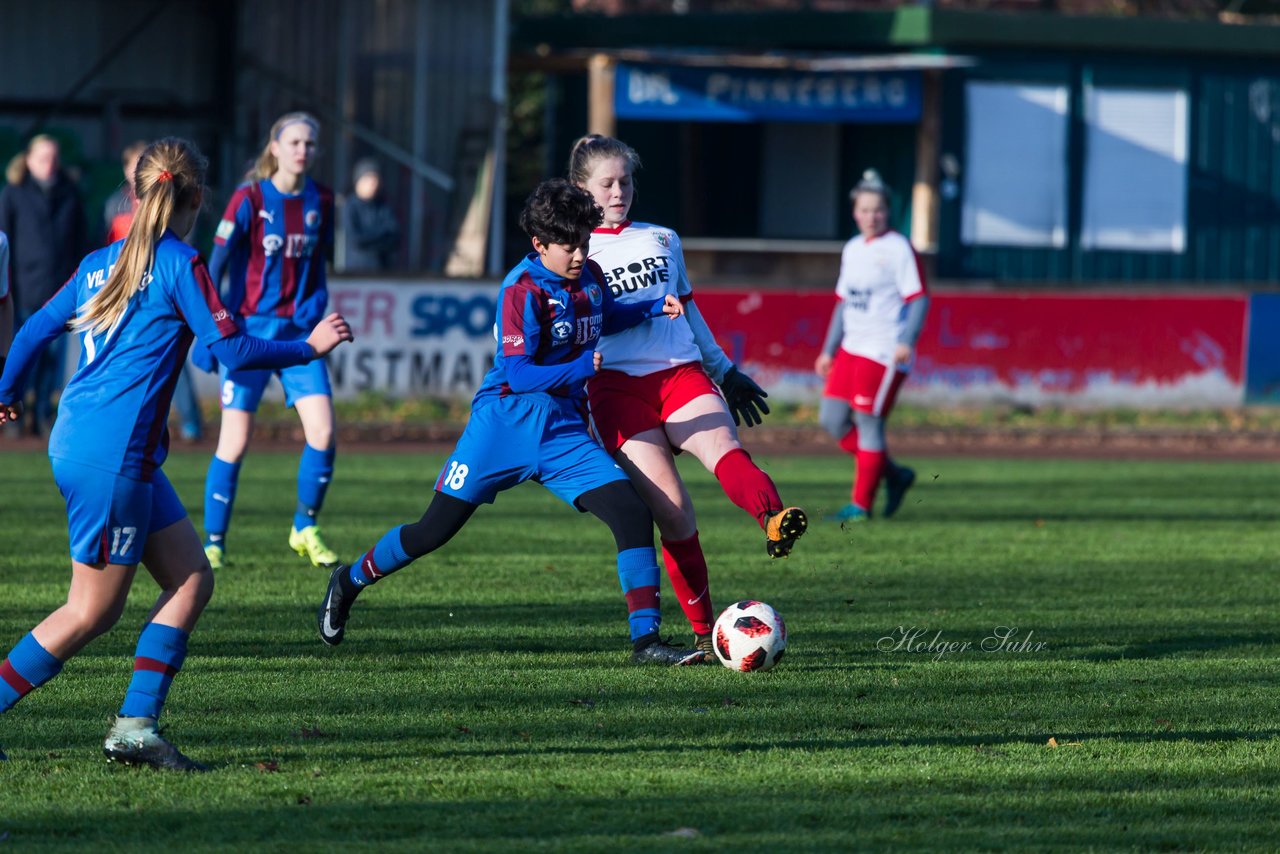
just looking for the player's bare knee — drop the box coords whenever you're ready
[652,500,696,541]
[303,425,333,452]
[190,565,215,609]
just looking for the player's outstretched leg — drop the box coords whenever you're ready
[318,493,477,646]
[103,716,207,772]
[711,448,807,559]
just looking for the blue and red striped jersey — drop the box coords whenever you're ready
[474,254,611,414]
[208,177,333,334]
[474,253,670,417]
[42,232,239,479]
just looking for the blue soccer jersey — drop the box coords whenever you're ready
[15,232,239,480]
[475,254,607,414]
[209,177,333,335]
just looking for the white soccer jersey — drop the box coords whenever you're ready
[588,220,703,377]
[835,230,927,363]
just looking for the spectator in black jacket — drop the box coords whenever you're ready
[340,159,399,272]
[0,135,86,435]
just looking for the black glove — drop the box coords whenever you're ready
[720,366,770,427]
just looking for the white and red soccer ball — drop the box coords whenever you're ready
[713,600,786,672]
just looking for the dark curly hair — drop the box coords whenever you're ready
[518,178,603,246]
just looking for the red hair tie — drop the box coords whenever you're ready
[157,170,173,183]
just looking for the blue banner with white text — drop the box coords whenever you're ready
[614,63,922,123]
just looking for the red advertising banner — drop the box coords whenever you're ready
[694,290,1248,407]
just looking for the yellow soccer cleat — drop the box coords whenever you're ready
[203,543,225,571]
[290,525,340,568]
[765,506,808,559]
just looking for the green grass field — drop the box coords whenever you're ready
[1,448,1278,851]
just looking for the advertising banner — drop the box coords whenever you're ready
[187,281,1249,409]
[615,63,922,123]
[693,290,1248,407]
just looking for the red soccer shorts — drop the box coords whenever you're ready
[587,362,722,456]
[824,349,906,417]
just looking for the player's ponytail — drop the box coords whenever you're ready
[73,138,207,336]
[253,112,321,180]
[567,134,642,189]
[850,168,891,205]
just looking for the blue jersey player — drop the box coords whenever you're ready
[316,179,706,665]
[0,138,353,770]
[194,112,342,571]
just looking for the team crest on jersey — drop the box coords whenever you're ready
[305,209,320,229]
[263,234,284,256]
[655,231,671,248]
[215,219,235,240]
[587,283,602,306]
[552,320,573,341]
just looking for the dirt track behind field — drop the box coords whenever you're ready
[7,423,1277,460]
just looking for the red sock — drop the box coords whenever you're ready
[714,448,783,529]
[838,426,859,456]
[854,449,887,512]
[661,532,714,635]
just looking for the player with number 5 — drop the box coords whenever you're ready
[0,138,353,770]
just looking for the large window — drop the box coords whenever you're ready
[962,82,1069,248]
[1080,87,1188,253]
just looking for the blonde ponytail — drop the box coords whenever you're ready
[252,111,320,180]
[74,138,207,336]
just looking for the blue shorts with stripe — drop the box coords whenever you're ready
[53,459,187,565]
[435,395,629,508]
[218,321,330,411]
[219,357,331,411]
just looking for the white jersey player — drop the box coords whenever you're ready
[815,170,930,523]
[570,135,808,658]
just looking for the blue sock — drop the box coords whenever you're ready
[616,547,661,642]
[118,623,189,721]
[204,456,241,546]
[0,633,63,713]
[350,526,412,588]
[294,444,336,531]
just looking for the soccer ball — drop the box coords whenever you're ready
[712,600,787,672]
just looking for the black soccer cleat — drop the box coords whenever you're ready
[765,507,808,559]
[883,465,916,518]
[103,717,208,773]
[631,635,708,666]
[317,563,356,647]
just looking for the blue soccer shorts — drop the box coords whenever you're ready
[52,459,187,565]
[219,358,332,411]
[435,395,629,508]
